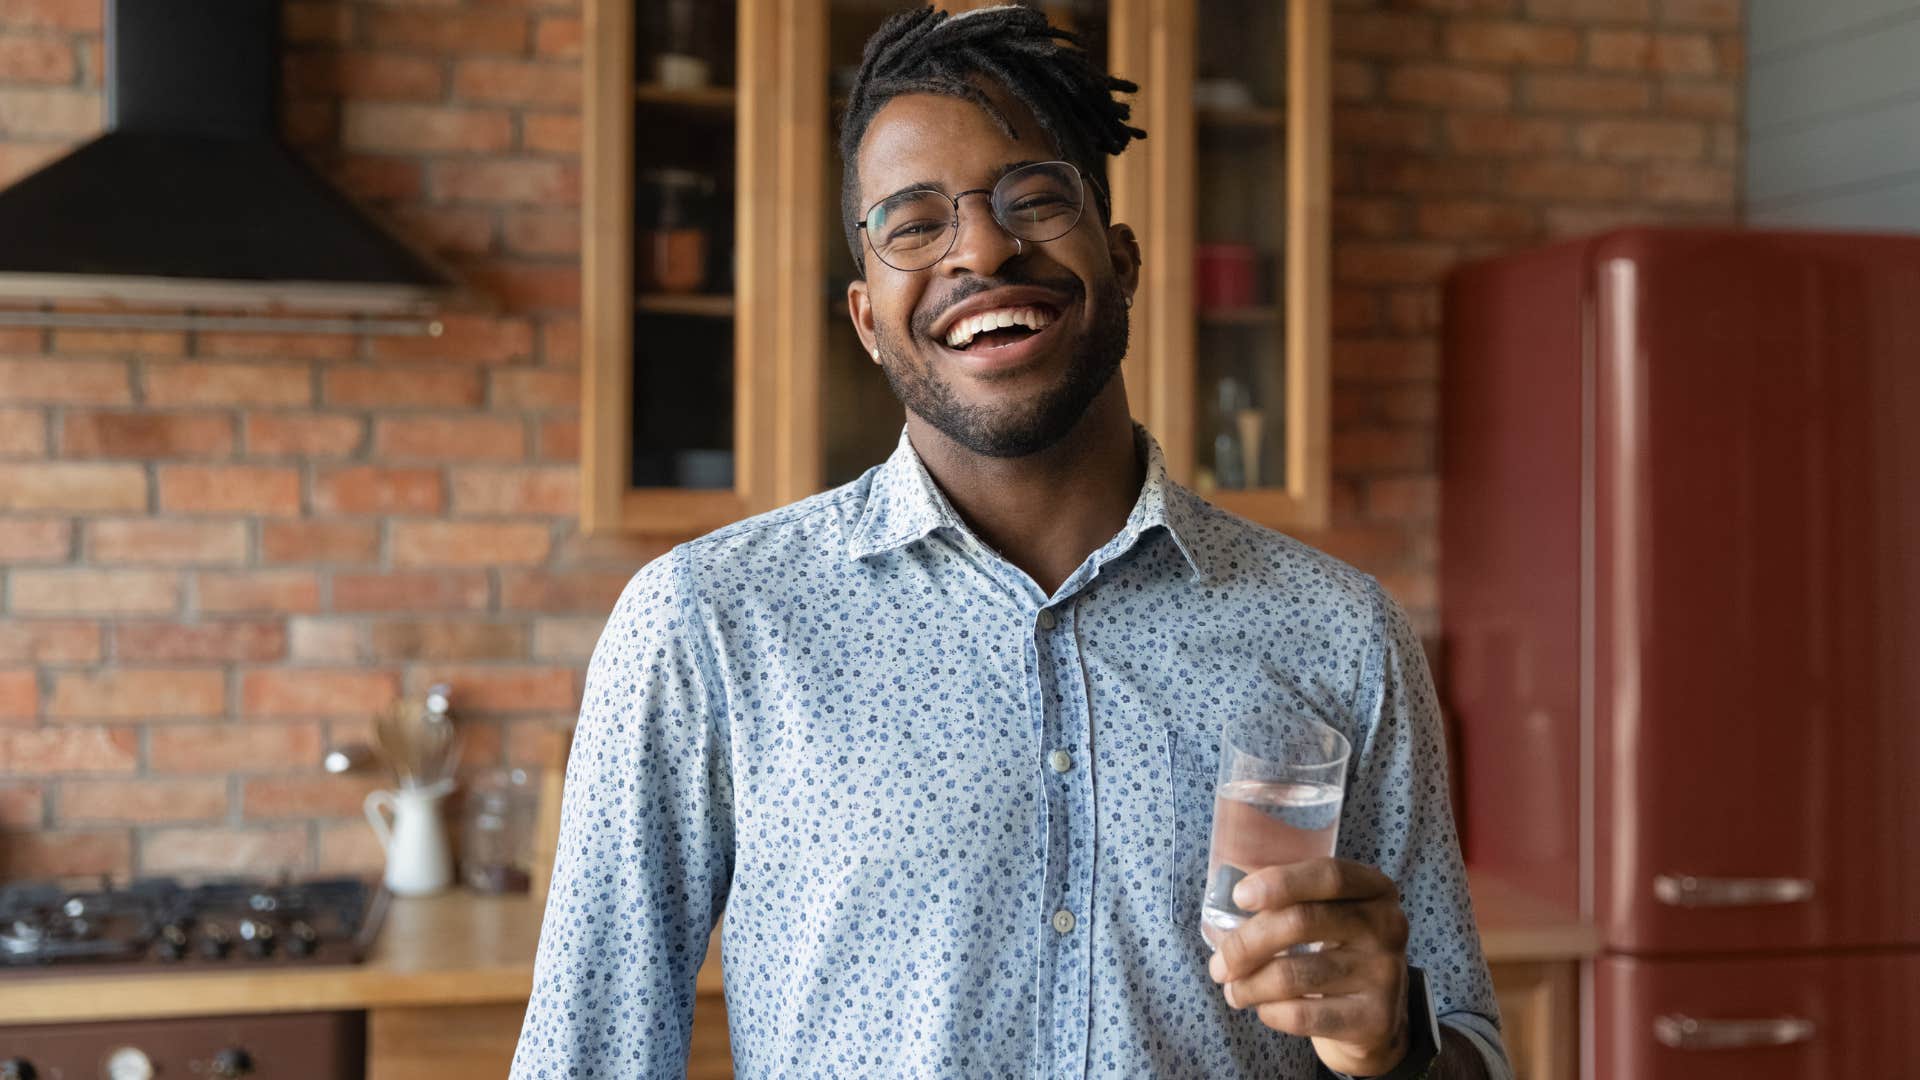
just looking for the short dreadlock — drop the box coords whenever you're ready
[839,4,1147,272]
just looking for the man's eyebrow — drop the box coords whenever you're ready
[869,160,1047,210]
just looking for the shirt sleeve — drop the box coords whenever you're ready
[511,550,734,1078]
[1338,580,1513,1080]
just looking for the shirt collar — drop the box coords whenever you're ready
[846,424,1217,582]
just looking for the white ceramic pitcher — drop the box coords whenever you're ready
[364,781,454,897]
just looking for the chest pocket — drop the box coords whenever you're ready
[1164,728,1221,941]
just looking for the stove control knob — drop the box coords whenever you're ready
[0,1057,37,1080]
[104,1046,155,1080]
[238,917,275,958]
[211,1047,255,1078]
[155,923,189,962]
[285,919,318,958]
[200,923,232,959]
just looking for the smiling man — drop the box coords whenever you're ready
[512,6,1507,1079]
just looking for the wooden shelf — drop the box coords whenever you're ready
[636,293,735,318]
[1199,305,1283,325]
[1198,105,1286,130]
[635,83,737,111]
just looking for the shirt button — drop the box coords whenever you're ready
[1051,909,1076,934]
[1038,608,1058,631]
[1047,749,1073,773]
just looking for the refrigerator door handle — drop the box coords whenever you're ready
[1652,874,1814,907]
[1654,1015,1816,1050]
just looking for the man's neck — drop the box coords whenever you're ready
[906,383,1143,597]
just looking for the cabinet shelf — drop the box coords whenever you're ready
[1199,306,1283,326]
[636,83,737,112]
[636,293,736,318]
[1198,105,1286,129]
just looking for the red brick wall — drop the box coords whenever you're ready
[0,0,1741,878]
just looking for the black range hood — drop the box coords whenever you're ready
[0,0,457,314]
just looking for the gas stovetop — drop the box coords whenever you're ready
[0,876,386,973]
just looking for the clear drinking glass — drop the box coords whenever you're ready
[1200,713,1351,950]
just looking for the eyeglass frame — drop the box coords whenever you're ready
[854,160,1111,273]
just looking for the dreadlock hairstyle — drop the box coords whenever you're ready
[838,4,1147,271]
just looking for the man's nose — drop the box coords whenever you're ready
[938,195,1022,278]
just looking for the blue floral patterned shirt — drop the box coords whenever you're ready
[512,427,1509,1079]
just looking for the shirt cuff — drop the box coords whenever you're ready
[1440,1013,1516,1080]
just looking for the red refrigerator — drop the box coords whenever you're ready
[1439,228,1920,1079]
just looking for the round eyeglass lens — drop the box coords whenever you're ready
[863,162,1089,272]
[865,190,958,271]
[992,161,1084,243]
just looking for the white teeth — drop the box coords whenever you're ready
[942,306,1056,349]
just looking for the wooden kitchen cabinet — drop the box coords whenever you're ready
[583,0,1330,534]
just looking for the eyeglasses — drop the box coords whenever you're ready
[856,160,1101,273]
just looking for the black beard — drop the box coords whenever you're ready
[874,274,1129,459]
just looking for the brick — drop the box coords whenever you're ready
[196,570,321,614]
[505,719,572,768]
[450,465,577,515]
[0,141,65,185]
[0,726,140,775]
[1587,30,1715,75]
[144,827,310,874]
[0,831,130,878]
[144,362,312,406]
[392,521,551,566]
[157,464,301,516]
[463,261,580,312]
[1659,80,1736,120]
[407,665,577,712]
[0,621,99,664]
[389,204,497,257]
[0,0,104,30]
[282,99,337,146]
[369,313,535,366]
[1332,60,1377,103]
[59,779,227,824]
[1384,64,1513,109]
[197,330,358,362]
[1367,476,1441,521]
[1377,384,1441,424]
[504,209,581,257]
[12,569,178,614]
[0,670,34,722]
[114,621,282,664]
[313,465,445,514]
[490,368,579,410]
[1333,340,1440,381]
[324,366,483,408]
[317,821,384,875]
[329,154,423,200]
[532,616,603,660]
[1334,428,1433,471]
[0,358,129,404]
[1415,200,1539,239]
[1362,155,1500,195]
[362,9,530,54]
[283,52,446,100]
[1716,34,1743,77]
[522,111,580,153]
[1523,72,1652,112]
[1660,0,1738,27]
[1334,106,1435,150]
[434,159,580,205]
[1332,290,1381,333]
[52,328,187,356]
[0,87,100,137]
[371,620,530,660]
[1333,199,1408,238]
[1643,163,1736,205]
[1504,159,1633,199]
[1377,569,1439,612]
[0,462,145,511]
[500,569,630,613]
[261,520,381,564]
[0,784,42,827]
[375,416,528,461]
[149,722,321,772]
[85,519,246,565]
[1289,524,1413,570]
[1445,114,1567,155]
[0,517,70,561]
[1386,289,1444,335]
[1444,21,1579,65]
[1576,118,1705,160]
[343,103,513,152]
[0,406,43,456]
[1523,0,1648,18]
[1396,0,1517,12]
[289,618,365,663]
[61,412,234,458]
[284,2,354,44]
[242,669,398,718]
[534,15,582,58]
[0,37,76,84]
[549,531,671,567]
[1336,242,1460,285]
[243,413,365,457]
[541,319,580,366]
[333,571,491,612]
[1334,12,1438,57]
[536,416,580,460]
[242,774,383,819]
[454,58,576,107]
[48,669,225,720]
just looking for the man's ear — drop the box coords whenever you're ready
[1106,222,1142,304]
[848,279,879,364]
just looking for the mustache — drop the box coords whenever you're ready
[911,273,1084,339]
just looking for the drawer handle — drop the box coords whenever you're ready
[1654,1014,1815,1050]
[1653,875,1814,907]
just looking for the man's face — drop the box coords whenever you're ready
[848,83,1141,459]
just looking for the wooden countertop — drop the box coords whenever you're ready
[0,869,1593,1025]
